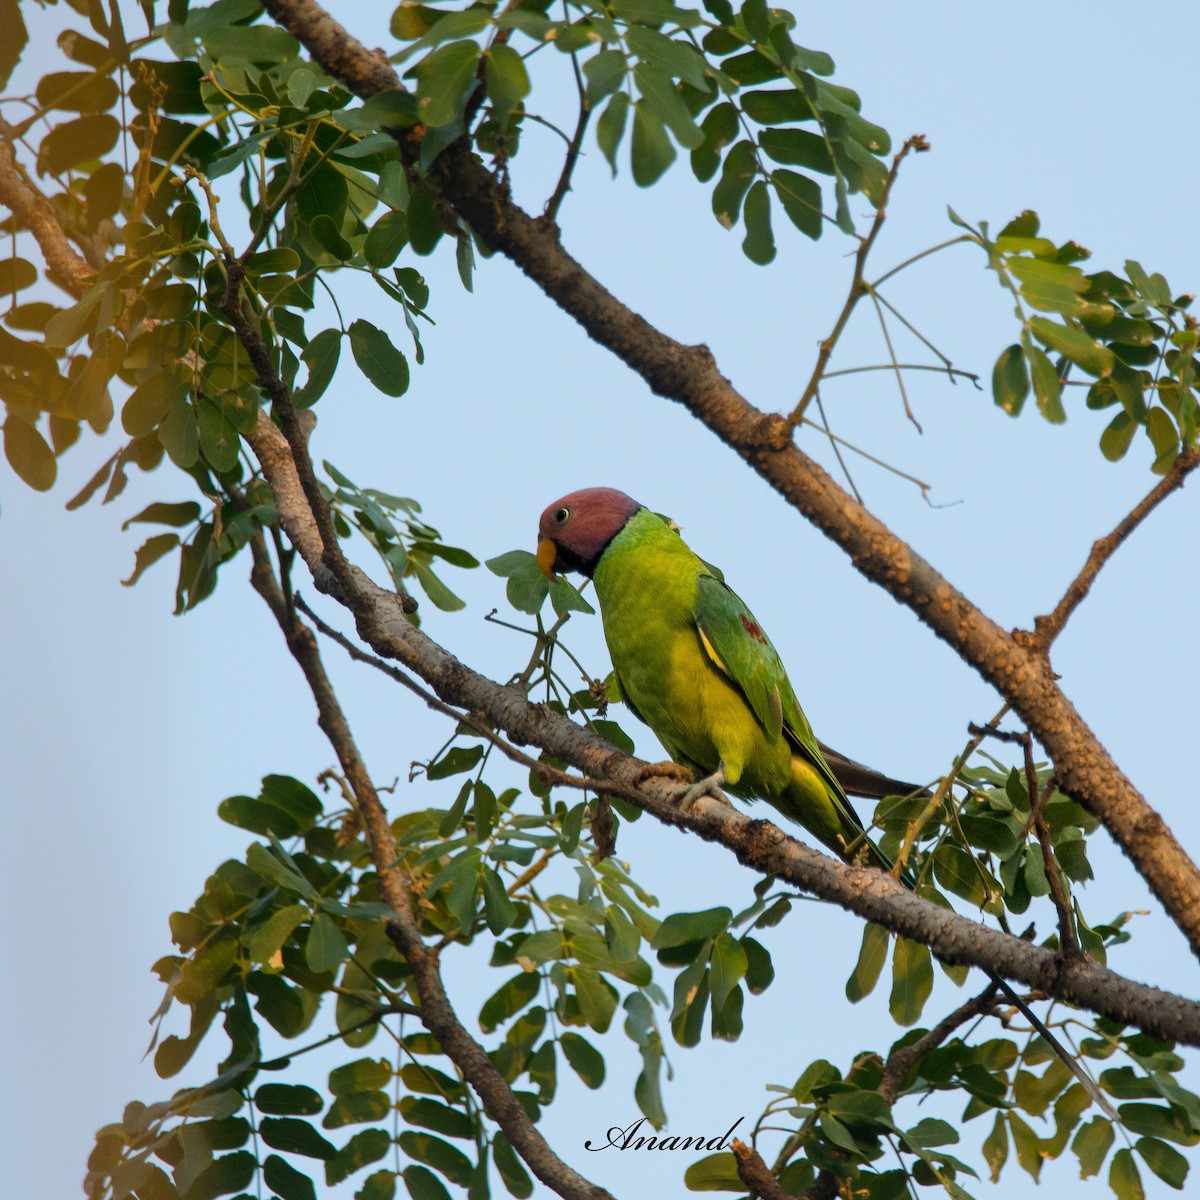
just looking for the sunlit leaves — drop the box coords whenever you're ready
[980,212,1197,470]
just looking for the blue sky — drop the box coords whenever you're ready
[3,2,1200,1197]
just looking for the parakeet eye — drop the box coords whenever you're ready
[554,506,571,524]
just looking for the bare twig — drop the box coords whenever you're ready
[787,133,929,427]
[542,45,591,224]
[1032,445,1200,649]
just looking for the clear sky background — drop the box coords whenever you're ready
[3,2,1199,1197]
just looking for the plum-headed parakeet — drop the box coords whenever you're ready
[535,486,913,866]
[535,486,1116,1117]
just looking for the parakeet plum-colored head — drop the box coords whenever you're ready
[537,487,642,578]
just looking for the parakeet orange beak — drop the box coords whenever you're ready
[536,538,558,580]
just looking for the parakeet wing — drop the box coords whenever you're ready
[692,574,868,835]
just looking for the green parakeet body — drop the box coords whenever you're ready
[536,487,904,866]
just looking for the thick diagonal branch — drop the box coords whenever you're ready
[256,0,1200,960]
[240,406,1200,1047]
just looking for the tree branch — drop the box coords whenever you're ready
[240,408,1200,1047]
[0,129,93,297]
[245,536,616,1200]
[255,0,1200,962]
[1032,445,1200,649]
[732,1139,795,1200]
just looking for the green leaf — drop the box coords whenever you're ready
[1136,1137,1187,1189]
[293,328,342,410]
[484,43,529,123]
[325,1128,391,1186]
[760,128,832,173]
[1146,407,1179,473]
[992,343,1029,416]
[246,841,318,899]
[584,49,628,108]
[481,868,517,934]
[1110,1147,1145,1200]
[261,1117,337,1160]
[683,1151,743,1192]
[889,937,933,1026]
[1099,411,1137,462]
[264,1154,317,1200]
[349,319,410,397]
[712,139,756,229]
[932,843,989,906]
[652,907,731,949]
[480,971,540,1033]
[412,559,465,611]
[195,395,240,473]
[560,1031,606,1088]
[596,91,630,176]
[38,113,120,174]
[492,1131,533,1199]
[504,557,550,613]
[0,257,37,296]
[359,1168,399,1200]
[1029,317,1114,377]
[399,1097,473,1140]
[426,745,483,780]
[634,64,703,150]
[1024,340,1065,424]
[708,932,748,1009]
[247,904,309,963]
[741,180,775,264]
[845,921,888,1002]
[306,912,349,974]
[631,100,676,186]
[397,1132,473,1185]
[184,1151,257,1200]
[572,966,618,1032]
[402,1165,451,1200]
[982,1111,1008,1182]
[3,417,56,490]
[256,1084,324,1116]
[122,532,179,587]
[416,40,480,128]
[325,1091,392,1129]
[364,211,409,269]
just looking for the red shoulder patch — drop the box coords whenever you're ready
[739,613,766,643]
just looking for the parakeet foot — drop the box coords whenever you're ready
[633,760,696,786]
[677,763,730,811]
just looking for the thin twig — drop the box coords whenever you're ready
[293,593,631,799]
[812,391,864,504]
[796,414,932,497]
[1031,446,1200,650]
[542,37,591,224]
[879,980,1001,1102]
[866,288,922,432]
[787,133,929,427]
[969,723,1079,954]
[823,362,979,387]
